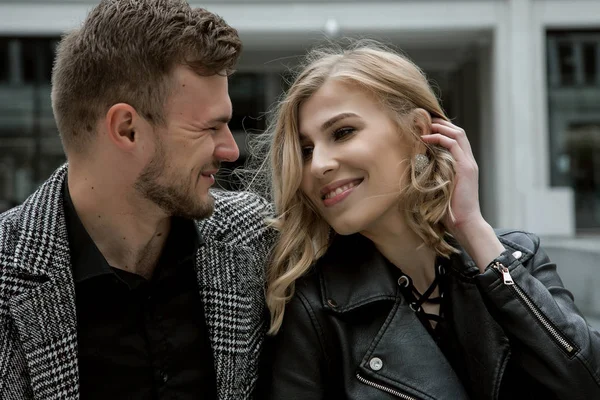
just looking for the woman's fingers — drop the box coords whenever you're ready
[421,133,465,162]
[421,133,479,175]
[430,118,474,157]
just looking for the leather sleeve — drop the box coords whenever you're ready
[476,232,600,399]
[261,290,329,400]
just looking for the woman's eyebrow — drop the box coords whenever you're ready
[320,112,358,131]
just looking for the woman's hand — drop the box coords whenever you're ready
[421,119,504,272]
[422,118,481,231]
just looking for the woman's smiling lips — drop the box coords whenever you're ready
[320,178,363,207]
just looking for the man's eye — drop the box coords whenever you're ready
[333,127,355,140]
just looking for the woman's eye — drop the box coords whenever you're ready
[333,127,355,140]
[301,146,313,160]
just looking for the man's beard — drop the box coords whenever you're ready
[134,143,215,220]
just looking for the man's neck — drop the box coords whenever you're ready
[67,173,171,279]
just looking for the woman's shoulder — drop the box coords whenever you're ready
[291,266,326,312]
[494,229,543,266]
[495,229,540,253]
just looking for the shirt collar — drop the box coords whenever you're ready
[63,179,113,283]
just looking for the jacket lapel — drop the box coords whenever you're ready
[196,238,264,400]
[358,297,470,399]
[7,165,79,400]
[320,234,470,399]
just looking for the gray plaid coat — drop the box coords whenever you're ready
[0,165,276,400]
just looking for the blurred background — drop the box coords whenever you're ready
[0,0,598,324]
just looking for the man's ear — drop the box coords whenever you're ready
[104,103,141,151]
[410,108,432,154]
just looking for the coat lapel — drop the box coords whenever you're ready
[7,165,79,400]
[196,238,265,400]
[358,297,471,399]
[320,234,470,399]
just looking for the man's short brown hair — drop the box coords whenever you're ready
[51,0,242,153]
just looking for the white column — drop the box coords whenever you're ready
[491,1,518,229]
[478,43,497,226]
[507,0,536,227]
[492,0,575,235]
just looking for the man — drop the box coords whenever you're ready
[0,1,274,399]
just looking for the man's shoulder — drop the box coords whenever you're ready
[0,205,22,257]
[211,189,273,216]
[197,190,275,243]
[0,205,21,225]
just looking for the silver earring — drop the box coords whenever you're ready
[414,154,429,174]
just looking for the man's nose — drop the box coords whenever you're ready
[215,125,240,163]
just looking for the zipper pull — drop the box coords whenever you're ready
[492,261,514,285]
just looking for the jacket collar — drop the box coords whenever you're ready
[318,232,536,313]
[317,234,398,313]
[316,233,477,313]
[7,163,80,399]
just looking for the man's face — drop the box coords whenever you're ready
[135,66,239,220]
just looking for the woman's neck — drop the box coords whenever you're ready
[360,215,437,294]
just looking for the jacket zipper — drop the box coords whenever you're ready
[356,373,419,400]
[490,262,576,356]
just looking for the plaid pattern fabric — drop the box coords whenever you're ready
[0,164,276,400]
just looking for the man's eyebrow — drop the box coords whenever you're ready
[207,115,232,125]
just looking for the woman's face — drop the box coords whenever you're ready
[298,79,414,235]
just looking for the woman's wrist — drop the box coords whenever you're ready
[452,219,505,273]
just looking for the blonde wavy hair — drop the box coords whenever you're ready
[259,41,457,335]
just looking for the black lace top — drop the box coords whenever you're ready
[392,256,471,392]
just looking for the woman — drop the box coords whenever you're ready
[259,42,600,399]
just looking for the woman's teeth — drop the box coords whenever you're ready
[324,181,359,199]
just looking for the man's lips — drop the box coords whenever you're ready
[201,170,218,177]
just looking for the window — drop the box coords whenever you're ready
[0,39,8,83]
[583,42,597,85]
[21,38,54,84]
[557,42,576,85]
[0,37,63,213]
[547,30,600,232]
[228,72,267,133]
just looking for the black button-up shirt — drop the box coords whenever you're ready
[63,181,217,399]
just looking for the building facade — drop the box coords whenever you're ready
[0,0,598,239]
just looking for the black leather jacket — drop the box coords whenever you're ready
[261,230,600,399]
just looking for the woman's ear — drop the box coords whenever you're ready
[412,108,432,136]
[410,108,432,154]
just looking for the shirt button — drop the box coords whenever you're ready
[369,357,383,371]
